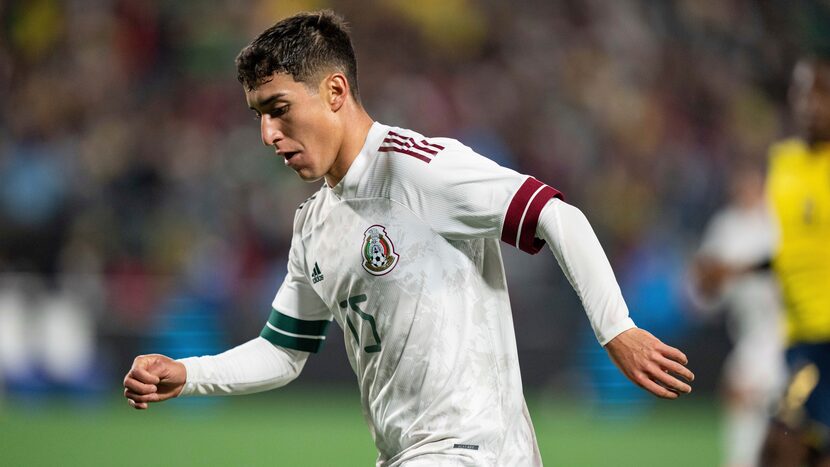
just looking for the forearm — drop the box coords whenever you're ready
[177,337,308,396]
[536,198,635,345]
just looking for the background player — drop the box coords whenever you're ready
[760,55,830,467]
[689,165,785,467]
[123,10,693,465]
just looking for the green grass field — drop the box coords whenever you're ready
[0,388,719,466]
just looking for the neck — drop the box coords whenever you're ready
[324,107,374,187]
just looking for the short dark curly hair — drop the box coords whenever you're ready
[236,10,360,102]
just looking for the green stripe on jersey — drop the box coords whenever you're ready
[266,309,331,337]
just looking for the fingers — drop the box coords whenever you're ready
[659,356,695,383]
[635,368,688,399]
[637,374,679,400]
[127,398,149,410]
[641,352,693,397]
[631,350,694,398]
[655,345,694,395]
[124,388,161,403]
[659,344,688,366]
[123,377,157,396]
[123,355,165,410]
[604,328,694,400]
[127,364,162,386]
[653,367,692,395]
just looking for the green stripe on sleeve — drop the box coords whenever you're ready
[266,309,331,337]
[260,309,332,353]
[260,325,325,353]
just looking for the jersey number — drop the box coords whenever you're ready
[340,294,381,353]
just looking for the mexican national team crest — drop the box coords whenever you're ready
[361,225,399,276]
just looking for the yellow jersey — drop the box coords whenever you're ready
[767,138,830,343]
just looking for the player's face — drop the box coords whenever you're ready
[246,73,342,182]
[791,60,830,144]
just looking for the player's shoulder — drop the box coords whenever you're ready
[376,125,465,165]
[373,124,488,181]
[292,184,328,234]
[705,205,757,239]
[768,137,808,165]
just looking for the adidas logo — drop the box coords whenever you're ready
[311,262,324,284]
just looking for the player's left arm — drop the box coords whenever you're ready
[401,141,691,397]
[536,198,694,399]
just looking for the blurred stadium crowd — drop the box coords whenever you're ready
[0,0,827,400]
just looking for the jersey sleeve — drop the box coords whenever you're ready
[178,337,308,396]
[536,198,635,345]
[262,211,334,353]
[393,138,563,254]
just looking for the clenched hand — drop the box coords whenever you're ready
[123,354,187,410]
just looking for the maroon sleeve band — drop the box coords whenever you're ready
[501,177,564,254]
[518,185,562,254]
[501,177,543,248]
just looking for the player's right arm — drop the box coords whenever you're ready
[123,339,309,409]
[124,203,332,410]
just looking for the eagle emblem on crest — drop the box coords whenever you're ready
[361,225,399,276]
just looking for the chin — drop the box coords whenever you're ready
[295,169,324,183]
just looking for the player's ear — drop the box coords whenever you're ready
[324,73,349,112]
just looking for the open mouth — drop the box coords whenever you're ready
[281,151,299,160]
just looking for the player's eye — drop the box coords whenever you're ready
[252,111,262,121]
[269,105,289,118]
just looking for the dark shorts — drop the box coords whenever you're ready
[775,343,830,456]
[785,342,830,431]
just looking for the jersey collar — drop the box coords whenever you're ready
[330,121,388,198]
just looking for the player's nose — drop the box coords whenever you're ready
[260,116,285,147]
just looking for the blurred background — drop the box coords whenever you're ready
[1,0,829,465]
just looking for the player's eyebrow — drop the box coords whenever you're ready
[249,92,286,111]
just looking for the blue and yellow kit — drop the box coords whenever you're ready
[767,138,830,344]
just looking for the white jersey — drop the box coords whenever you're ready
[698,203,784,393]
[260,122,562,466]
[696,201,786,466]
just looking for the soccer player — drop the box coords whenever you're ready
[760,56,830,467]
[123,11,693,465]
[690,166,785,467]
